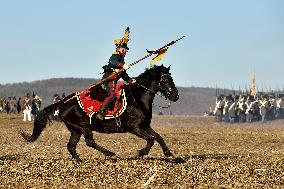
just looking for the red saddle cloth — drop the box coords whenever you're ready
[76,82,127,120]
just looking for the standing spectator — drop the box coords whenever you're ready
[23,93,32,122]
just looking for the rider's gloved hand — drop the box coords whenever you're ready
[123,64,129,70]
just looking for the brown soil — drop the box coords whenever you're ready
[0,114,284,188]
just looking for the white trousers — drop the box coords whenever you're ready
[23,109,32,121]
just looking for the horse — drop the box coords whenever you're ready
[21,65,179,161]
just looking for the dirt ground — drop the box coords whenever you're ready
[0,113,283,188]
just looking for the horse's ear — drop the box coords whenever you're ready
[167,65,171,70]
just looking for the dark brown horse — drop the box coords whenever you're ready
[21,65,179,161]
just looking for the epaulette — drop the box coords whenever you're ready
[112,51,119,55]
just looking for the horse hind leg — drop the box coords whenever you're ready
[147,127,173,157]
[83,126,115,157]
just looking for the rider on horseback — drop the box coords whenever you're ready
[97,27,135,120]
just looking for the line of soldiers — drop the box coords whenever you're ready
[213,93,284,123]
[0,96,22,114]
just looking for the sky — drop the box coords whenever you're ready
[0,0,283,91]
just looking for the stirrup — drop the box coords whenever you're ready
[115,124,123,132]
[96,112,105,120]
[116,126,123,132]
[115,117,123,131]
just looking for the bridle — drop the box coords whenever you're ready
[134,73,173,98]
[135,82,164,97]
[159,73,174,94]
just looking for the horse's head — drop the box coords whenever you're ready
[135,65,179,102]
[150,65,179,102]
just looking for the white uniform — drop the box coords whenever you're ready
[23,98,32,121]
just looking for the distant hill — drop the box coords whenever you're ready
[0,78,217,115]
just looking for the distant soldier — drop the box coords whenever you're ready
[31,95,42,120]
[5,97,11,114]
[9,96,17,114]
[17,97,22,113]
[23,93,32,121]
[245,96,255,122]
[276,94,284,119]
[258,95,268,122]
[237,95,246,122]
[252,96,261,121]
[214,95,224,121]
[223,95,233,122]
[267,95,276,120]
[228,95,238,123]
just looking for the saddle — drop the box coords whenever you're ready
[76,82,127,123]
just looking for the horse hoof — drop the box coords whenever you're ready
[138,150,148,157]
[72,155,82,162]
[173,156,186,163]
[164,151,173,157]
[105,151,116,157]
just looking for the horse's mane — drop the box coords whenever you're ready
[135,65,169,85]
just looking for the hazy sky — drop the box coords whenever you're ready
[0,0,283,90]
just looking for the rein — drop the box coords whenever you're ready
[134,72,172,98]
[135,82,164,97]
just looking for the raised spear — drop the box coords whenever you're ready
[85,36,186,93]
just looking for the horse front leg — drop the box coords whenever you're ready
[147,127,173,157]
[130,128,155,157]
[83,126,115,157]
[66,127,82,162]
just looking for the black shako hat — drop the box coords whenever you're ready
[116,42,129,50]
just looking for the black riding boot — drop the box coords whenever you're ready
[97,96,117,120]
[96,105,107,120]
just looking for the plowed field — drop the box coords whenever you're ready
[0,114,283,188]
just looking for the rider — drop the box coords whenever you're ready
[96,36,135,120]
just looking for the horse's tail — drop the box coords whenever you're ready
[21,101,62,142]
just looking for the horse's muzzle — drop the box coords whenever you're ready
[168,88,179,102]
